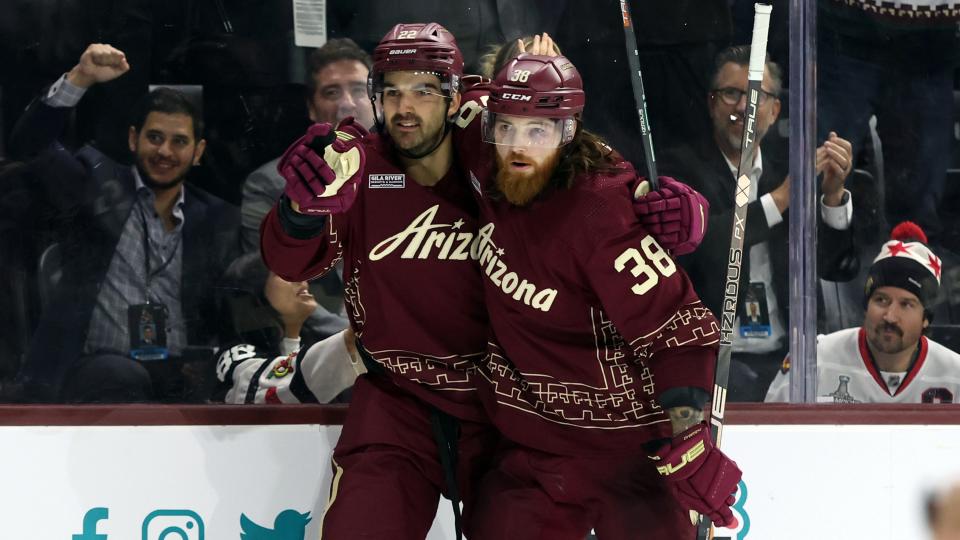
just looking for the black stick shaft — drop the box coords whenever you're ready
[619,1,658,190]
[696,4,772,540]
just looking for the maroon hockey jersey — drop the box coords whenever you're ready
[454,82,721,457]
[260,133,488,421]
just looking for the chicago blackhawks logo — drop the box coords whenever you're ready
[267,353,296,379]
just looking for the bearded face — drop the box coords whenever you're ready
[864,286,927,356]
[129,111,205,191]
[493,145,561,206]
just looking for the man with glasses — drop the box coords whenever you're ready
[659,44,858,401]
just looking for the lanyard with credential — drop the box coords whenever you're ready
[138,201,181,301]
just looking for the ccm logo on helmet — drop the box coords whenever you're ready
[501,93,532,102]
[389,48,418,55]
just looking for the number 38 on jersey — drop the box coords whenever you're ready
[614,236,676,295]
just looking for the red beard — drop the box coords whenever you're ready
[494,149,560,206]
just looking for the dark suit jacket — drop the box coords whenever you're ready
[659,136,858,339]
[10,96,239,400]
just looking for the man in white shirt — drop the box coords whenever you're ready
[660,45,858,401]
[767,222,960,403]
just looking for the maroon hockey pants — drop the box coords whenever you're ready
[464,441,694,540]
[319,375,497,539]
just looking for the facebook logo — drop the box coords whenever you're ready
[73,508,109,540]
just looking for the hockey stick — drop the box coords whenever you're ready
[618,0,659,190]
[697,4,772,540]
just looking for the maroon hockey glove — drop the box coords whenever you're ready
[278,118,367,215]
[650,422,741,527]
[632,176,709,256]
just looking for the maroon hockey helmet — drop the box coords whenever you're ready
[369,22,464,95]
[488,54,585,117]
[482,54,585,147]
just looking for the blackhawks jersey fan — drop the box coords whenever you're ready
[767,222,960,403]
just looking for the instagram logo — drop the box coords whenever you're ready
[141,509,205,540]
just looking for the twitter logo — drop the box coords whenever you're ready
[240,510,311,540]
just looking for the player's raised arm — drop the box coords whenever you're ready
[260,119,367,282]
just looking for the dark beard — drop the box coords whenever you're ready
[494,150,560,206]
[135,162,188,191]
[868,322,907,354]
[389,110,448,159]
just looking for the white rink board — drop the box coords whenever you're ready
[716,424,960,540]
[0,423,957,539]
[0,425,456,540]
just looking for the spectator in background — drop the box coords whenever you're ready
[240,38,374,254]
[305,38,376,130]
[818,0,960,248]
[767,222,960,403]
[8,43,239,402]
[660,45,858,401]
[215,253,362,404]
[239,39,372,341]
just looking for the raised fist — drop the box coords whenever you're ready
[650,422,741,527]
[632,176,709,256]
[279,118,367,215]
[68,43,130,88]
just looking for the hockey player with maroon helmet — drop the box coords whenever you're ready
[261,23,495,539]
[453,53,742,539]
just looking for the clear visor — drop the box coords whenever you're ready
[369,72,453,102]
[369,72,454,125]
[481,110,577,148]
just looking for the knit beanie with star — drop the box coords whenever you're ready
[864,221,942,308]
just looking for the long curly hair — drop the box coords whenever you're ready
[551,124,623,190]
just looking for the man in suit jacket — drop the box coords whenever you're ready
[9,43,239,402]
[660,45,858,401]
